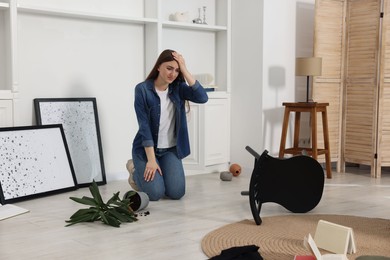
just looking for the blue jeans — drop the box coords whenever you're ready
[132,147,185,201]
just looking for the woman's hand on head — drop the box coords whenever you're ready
[144,160,162,182]
[172,51,196,86]
[172,52,186,69]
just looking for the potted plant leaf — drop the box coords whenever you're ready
[65,180,138,227]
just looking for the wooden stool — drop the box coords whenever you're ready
[279,102,332,178]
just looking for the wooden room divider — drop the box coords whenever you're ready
[313,0,390,178]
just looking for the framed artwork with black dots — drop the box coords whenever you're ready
[0,124,78,204]
[34,98,106,187]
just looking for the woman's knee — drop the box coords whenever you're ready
[166,186,185,200]
[146,189,165,201]
[168,193,185,200]
[140,178,166,201]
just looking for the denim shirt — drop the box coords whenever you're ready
[132,79,208,159]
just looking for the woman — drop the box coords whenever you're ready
[128,49,208,201]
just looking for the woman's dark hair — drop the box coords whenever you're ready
[146,49,190,113]
[146,49,184,84]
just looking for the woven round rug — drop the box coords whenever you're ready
[201,214,390,260]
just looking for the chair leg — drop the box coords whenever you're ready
[250,195,262,225]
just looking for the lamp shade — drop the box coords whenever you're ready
[296,57,322,76]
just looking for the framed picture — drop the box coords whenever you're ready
[34,98,106,187]
[0,125,77,204]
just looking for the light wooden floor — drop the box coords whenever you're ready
[1,166,389,260]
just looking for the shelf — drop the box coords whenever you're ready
[206,91,230,99]
[0,2,9,9]
[17,4,158,25]
[162,21,227,32]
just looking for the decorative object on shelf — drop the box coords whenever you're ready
[194,73,214,85]
[229,163,242,177]
[194,73,216,92]
[66,180,138,228]
[220,171,233,181]
[202,6,207,24]
[123,190,149,212]
[193,7,203,24]
[169,12,190,22]
[295,57,322,102]
[34,98,106,187]
[0,125,77,204]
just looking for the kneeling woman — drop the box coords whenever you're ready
[130,49,208,201]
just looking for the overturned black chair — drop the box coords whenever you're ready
[243,146,325,225]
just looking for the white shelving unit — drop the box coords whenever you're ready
[12,0,231,92]
[0,0,231,174]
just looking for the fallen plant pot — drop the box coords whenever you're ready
[123,190,149,212]
[65,180,138,228]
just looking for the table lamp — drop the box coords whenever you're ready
[296,57,322,102]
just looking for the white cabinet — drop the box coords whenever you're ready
[184,101,202,168]
[184,93,230,174]
[204,97,230,166]
[0,98,13,127]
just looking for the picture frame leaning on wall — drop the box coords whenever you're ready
[0,124,78,204]
[34,98,106,187]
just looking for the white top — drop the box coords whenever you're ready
[156,88,176,148]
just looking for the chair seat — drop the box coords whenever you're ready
[244,147,325,225]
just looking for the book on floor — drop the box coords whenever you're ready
[0,203,29,221]
[303,233,349,260]
[314,220,356,255]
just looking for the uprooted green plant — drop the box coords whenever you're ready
[65,180,138,227]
